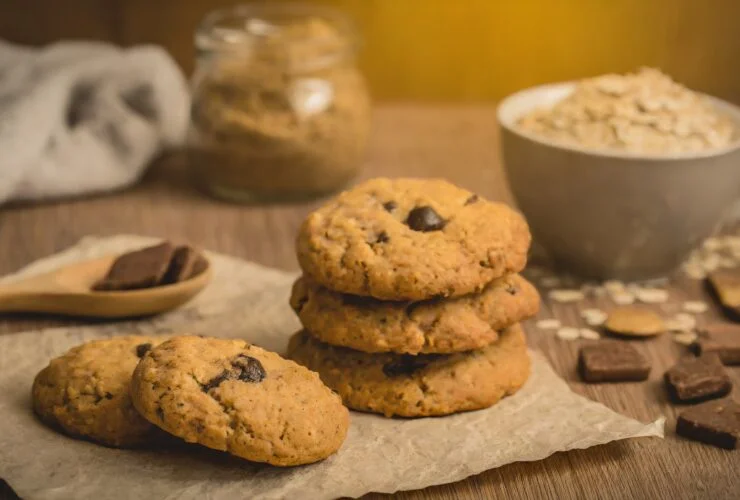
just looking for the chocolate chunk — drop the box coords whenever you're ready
[505,283,518,295]
[135,343,153,358]
[676,399,740,449]
[464,194,479,205]
[201,355,266,391]
[406,206,446,232]
[232,354,266,383]
[93,242,175,291]
[375,231,390,244]
[664,354,732,403]
[382,354,441,377]
[190,256,208,277]
[707,270,740,320]
[693,324,740,365]
[382,201,398,212]
[201,370,231,392]
[578,342,650,382]
[161,246,203,284]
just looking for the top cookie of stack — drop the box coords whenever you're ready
[296,177,531,301]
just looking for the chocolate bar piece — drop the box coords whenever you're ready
[161,246,206,284]
[664,354,732,403]
[707,270,740,320]
[93,242,175,291]
[578,342,650,383]
[676,399,740,449]
[693,324,740,365]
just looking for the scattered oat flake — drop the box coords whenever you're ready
[719,257,737,269]
[665,313,696,332]
[556,327,581,341]
[540,276,562,287]
[673,331,698,346]
[549,289,585,303]
[612,291,636,305]
[579,328,601,340]
[682,301,709,314]
[634,288,669,304]
[536,319,561,330]
[580,308,608,326]
[703,237,722,251]
[604,280,625,293]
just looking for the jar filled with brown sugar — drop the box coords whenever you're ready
[188,4,370,202]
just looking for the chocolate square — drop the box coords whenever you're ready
[93,242,175,291]
[161,246,205,284]
[693,324,740,365]
[664,354,732,403]
[579,342,650,383]
[676,399,740,449]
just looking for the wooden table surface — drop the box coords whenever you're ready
[1,105,738,500]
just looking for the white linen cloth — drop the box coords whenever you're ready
[0,40,190,203]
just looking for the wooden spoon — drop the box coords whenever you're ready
[0,254,212,318]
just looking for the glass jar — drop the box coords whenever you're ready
[188,4,371,202]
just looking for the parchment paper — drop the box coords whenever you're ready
[0,235,664,500]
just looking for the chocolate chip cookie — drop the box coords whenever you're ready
[130,336,349,466]
[290,274,539,354]
[32,335,167,447]
[296,178,531,300]
[287,324,530,417]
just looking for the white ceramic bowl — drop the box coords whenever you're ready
[498,82,740,280]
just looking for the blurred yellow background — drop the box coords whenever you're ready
[1,0,738,102]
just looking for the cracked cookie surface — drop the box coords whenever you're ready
[32,335,168,447]
[287,324,530,417]
[291,274,539,354]
[130,336,349,466]
[296,178,531,300]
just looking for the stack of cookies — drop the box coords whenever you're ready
[288,178,540,417]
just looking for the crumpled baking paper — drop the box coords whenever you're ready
[0,235,664,500]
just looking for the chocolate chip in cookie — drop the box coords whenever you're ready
[382,354,441,377]
[406,206,446,232]
[201,354,266,392]
[382,201,398,212]
[464,194,479,205]
[136,343,153,358]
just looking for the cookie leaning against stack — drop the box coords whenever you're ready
[32,335,349,466]
[288,177,539,417]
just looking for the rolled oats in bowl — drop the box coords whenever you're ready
[517,68,737,154]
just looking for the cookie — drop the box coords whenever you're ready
[32,335,167,447]
[93,242,175,291]
[290,274,539,354]
[287,324,530,417]
[296,178,531,300]
[130,336,349,466]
